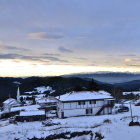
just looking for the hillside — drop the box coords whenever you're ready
[115,80,140,91]
[1,76,140,104]
[0,76,114,103]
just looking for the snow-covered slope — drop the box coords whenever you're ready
[1,104,140,140]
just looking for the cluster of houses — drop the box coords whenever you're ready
[0,87,115,122]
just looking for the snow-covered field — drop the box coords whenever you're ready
[0,105,140,140]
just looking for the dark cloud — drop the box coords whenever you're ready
[118,54,137,57]
[58,46,73,53]
[42,53,61,56]
[74,57,88,60]
[107,54,137,57]
[0,45,30,51]
[28,32,63,40]
[41,56,68,63]
[0,53,22,59]
[0,53,68,63]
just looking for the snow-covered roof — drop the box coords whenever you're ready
[123,91,140,95]
[20,95,33,98]
[3,98,17,104]
[11,105,40,112]
[36,98,57,104]
[19,110,45,116]
[20,94,46,98]
[23,86,53,95]
[57,91,114,102]
[35,86,52,93]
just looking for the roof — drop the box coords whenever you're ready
[3,98,17,104]
[57,91,114,102]
[36,97,58,104]
[123,91,140,95]
[19,110,45,116]
[11,105,40,112]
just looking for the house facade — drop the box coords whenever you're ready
[57,91,114,118]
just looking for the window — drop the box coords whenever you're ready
[89,100,96,104]
[78,101,85,105]
[86,108,92,114]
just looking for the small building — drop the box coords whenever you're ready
[36,96,58,111]
[3,98,20,112]
[3,87,21,112]
[16,110,46,122]
[57,91,114,118]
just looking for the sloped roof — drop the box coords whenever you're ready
[3,98,17,104]
[57,91,114,102]
[20,110,45,116]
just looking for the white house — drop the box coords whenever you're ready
[3,98,19,112]
[57,91,114,118]
[3,87,21,112]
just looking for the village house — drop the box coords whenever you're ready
[3,87,21,112]
[36,96,58,110]
[57,91,114,118]
[3,98,19,112]
[16,110,46,122]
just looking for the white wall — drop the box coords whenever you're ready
[63,100,105,110]
[57,99,113,118]
[63,106,104,117]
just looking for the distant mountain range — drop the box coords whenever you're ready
[0,72,140,104]
[63,72,140,84]
[114,80,140,91]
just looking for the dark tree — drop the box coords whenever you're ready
[87,79,99,91]
[74,85,83,92]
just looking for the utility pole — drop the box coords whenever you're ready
[130,102,133,122]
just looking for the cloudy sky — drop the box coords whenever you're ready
[1,0,140,77]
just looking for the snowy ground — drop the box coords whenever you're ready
[0,104,140,140]
[24,86,53,94]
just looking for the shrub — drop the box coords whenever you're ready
[95,132,104,139]
[103,119,111,124]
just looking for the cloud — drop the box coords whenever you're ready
[0,53,47,64]
[41,56,68,63]
[119,54,137,57]
[0,45,30,52]
[0,53,68,63]
[74,57,88,60]
[124,57,140,62]
[127,64,140,67]
[42,53,61,56]
[0,53,21,59]
[58,46,73,53]
[27,32,63,40]
[124,58,132,62]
